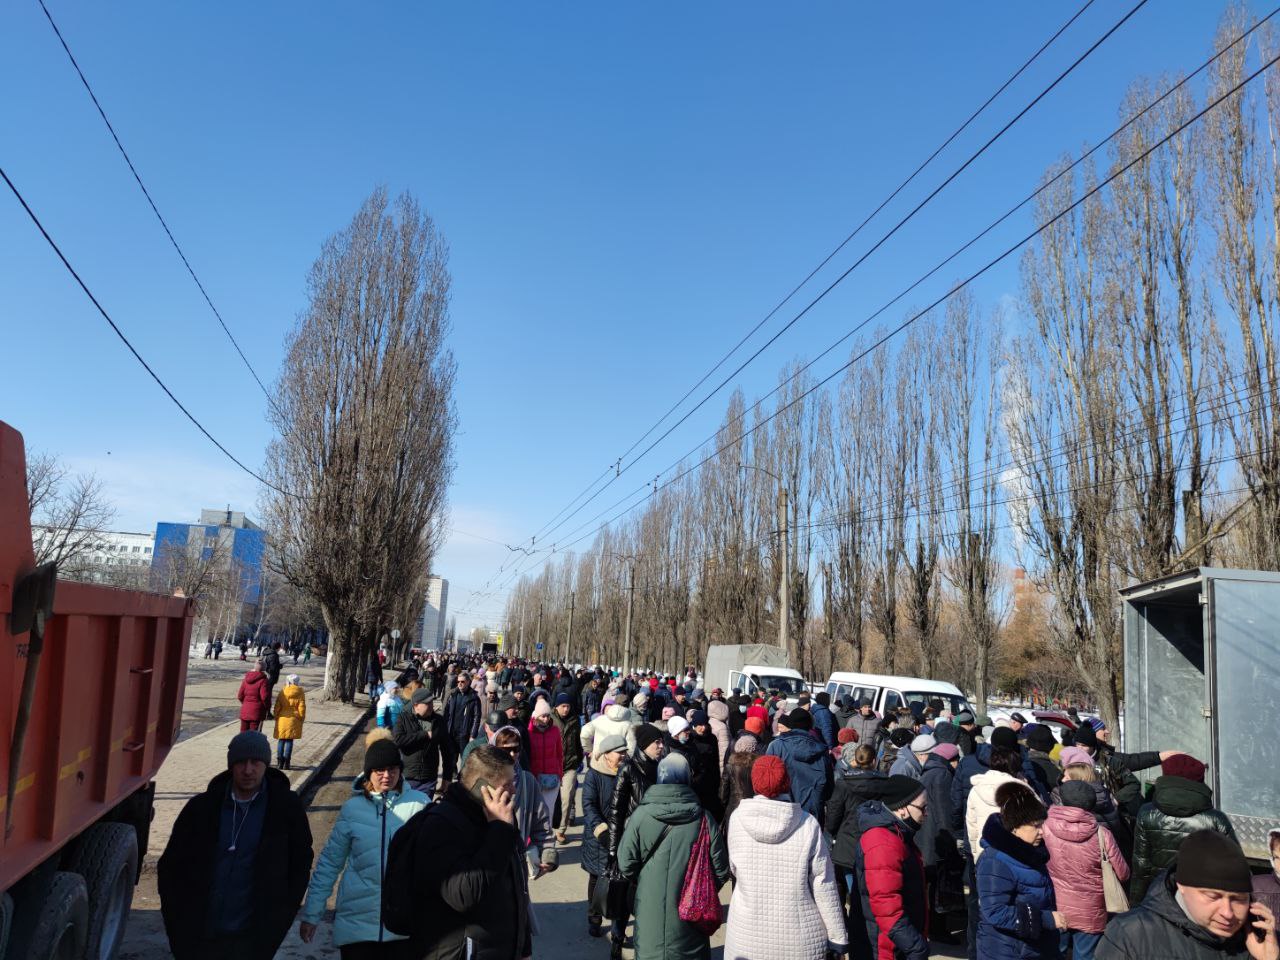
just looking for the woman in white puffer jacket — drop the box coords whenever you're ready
[965,745,1029,858]
[580,700,637,759]
[725,755,846,960]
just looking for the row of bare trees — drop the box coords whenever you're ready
[506,11,1280,728]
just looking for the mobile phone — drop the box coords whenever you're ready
[1253,896,1265,943]
[470,778,494,803]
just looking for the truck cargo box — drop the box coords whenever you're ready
[1122,567,1280,861]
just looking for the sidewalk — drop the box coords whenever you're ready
[142,655,368,870]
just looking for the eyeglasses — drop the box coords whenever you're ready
[499,746,521,756]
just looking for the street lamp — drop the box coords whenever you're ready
[740,464,789,652]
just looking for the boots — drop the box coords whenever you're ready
[609,936,624,960]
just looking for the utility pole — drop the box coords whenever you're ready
[779,485,790,653]
[623,560,636,676]
[564,591,576,665]
[518,597,526,659]
[535,603,543,658]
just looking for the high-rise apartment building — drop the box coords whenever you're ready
[418,576,448,650]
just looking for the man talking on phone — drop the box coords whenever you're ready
[1097,829,1277,960]
[383,744,534,959]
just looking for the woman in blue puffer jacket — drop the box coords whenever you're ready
[977,782,1067,960]
[299,730,430,957]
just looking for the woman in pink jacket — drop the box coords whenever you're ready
[528,698,565,821]
[1042,780,1129,959]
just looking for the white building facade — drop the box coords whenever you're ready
[33,526,156,573]
[418,576,448,650]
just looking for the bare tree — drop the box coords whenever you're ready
[26,452,116,570]
[263,188,456,701]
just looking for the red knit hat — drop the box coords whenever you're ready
[1161,753,1206,782]
[746,704,768,722]
[745,716,765,736]
[837,727,859,745]
[751,755,791,799]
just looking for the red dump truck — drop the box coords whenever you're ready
[1,421,192,960]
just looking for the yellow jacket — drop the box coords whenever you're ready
[273,684,306,740]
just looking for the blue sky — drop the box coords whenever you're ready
[0,1,1231,631]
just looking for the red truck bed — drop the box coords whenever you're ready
[1,421,191,895]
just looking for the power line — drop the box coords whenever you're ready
[496,40,1280,590]
[471,1,1139,595]
[36,0,278,409]
[501,0,1151,559]
[0,164,288,496]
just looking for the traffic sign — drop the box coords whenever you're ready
[536,642,544,651]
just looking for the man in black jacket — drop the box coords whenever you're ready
[261,643,282,718]
[553,693,584,843]
[384,745,533,960]
[1097,830,1277,960]
[442,671,481,780]
[394,687,446,795]
[157,731,312,960]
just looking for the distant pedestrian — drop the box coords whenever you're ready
[157,730,313,959]
[237,661,271,732]
[376,680,403,729]
[553,693,584,843]
[261,642,282,718]
[765,708,833,828]
[298,730,429,958]
[301,642,311,665]
[272,674,306,770]
[392,688,445,796]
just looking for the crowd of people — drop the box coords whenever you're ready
[156,652,1279,960]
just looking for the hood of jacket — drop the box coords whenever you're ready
[242,670,265,683]
[707,700,729,723]
[774,729,829,763]
[638,783,703,825]
[735,795,805,844]
[981,813,1049,867]
[627,750,659,785]
[921,752,953,777]
[839,768,890,801]
[604,703,630,722]
[589,755,619,777]
[1043,802,1098,844]
[970,768,1018,808]
[857,798,914,836]
[933,721,962,746]
[1152,775,1214,818]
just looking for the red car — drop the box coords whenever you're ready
[1031,710,1079,744]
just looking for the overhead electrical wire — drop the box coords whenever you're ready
[0,164,288,496]
[36,0,280,410]
[462,0,1144,607]
[491,40,1280,595]
[496,0,1152,563]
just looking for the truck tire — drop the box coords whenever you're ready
[25,872,88,960]
[64,823,138,960]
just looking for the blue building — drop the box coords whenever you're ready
[152,508,266,604]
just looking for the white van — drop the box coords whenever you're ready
[824,671,972,717]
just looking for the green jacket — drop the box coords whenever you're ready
[616,783,729,960]
[1131,776,1236,902]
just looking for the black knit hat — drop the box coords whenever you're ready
[1025,724,1055,753]
[989,726,1019,750]
[881,774,925,811]
[634,724,664,752]
[1058,780,1097,812]
[364,737,403,776]
[1073,723,1099,749]
[783,708,813,731]
[1175,830,1253,893]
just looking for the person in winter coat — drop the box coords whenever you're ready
[262,643,282,716]
[965,744,1027,858]
[375,681,403,729]
[581,702,637,759]
[1255,830,1280,925]
[826,743,888,895]
[724,755,847,960]
[846,698,881,745]
[1130,754,1237,902]
[582,735,629,940]
[919,743,962,943]
[298,731,431,956]
[442,673,481,780]
[527,699,564,822]
[1043,780,1129,958]
[1025,724,1062,797]
[856,774,931,960]
[833,695,858,731]
[879,727,915,774]
[617,753,730,960]
[492,726,558,878]
[890,733,935,780]
[392,688,445,795]
[605,725,665,959]
[238,662,271,732]
[720,748,757,830]
[976,783,1066,960]
[1096,830,1278,960]
[706,699,733,769]
[1071,722,1168,825]
[553,694,584,843]
[766,708,834,828]
[381,744,534,960]
[272,674,306,769]
[1055,750,1123,836]
[687,711,725,818]
[811,692,839,750]
[158,731,314,960]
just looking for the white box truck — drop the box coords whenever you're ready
[702,644,806,699]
